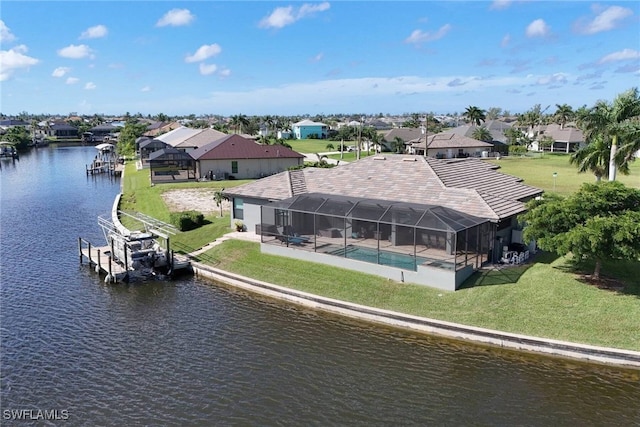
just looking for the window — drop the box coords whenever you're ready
[233,198,244,220]
[231,161,238,174]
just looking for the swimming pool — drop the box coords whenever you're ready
[328,245,429,271]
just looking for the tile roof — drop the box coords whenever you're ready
[226,155,542,221]
[155,126,202,146]
[411,132,494,149]
[190,134,305,160]
[174,128,227,149]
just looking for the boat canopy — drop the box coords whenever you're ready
[95,143,115,152]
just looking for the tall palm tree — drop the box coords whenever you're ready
[464,106,486,126]
[553,104,574,129]
[229,114,249,134]
[569,135,617,182]
[578,87,640,181]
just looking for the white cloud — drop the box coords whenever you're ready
[57,44,93,59]
[501,34,510,48]
[185,44,222,63]
[310,52,324,62]
[259,2,330,29]
[52,67,71,77]
[218,68,231,78]
[85,82,96,90]
[490,0,511,10]
[598,48,640,64]
[525,19,550,38]
[0,45,39,81]
[66,77,79,85]
[404,24,452,45]
[141,86,151,92]
[156,9,195,27]
[535,73,568,86]
[574,6,633,35]
[199,63,217,75]
[80,24,108,39]
[0,20,16,43]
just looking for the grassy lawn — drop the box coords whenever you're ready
[196,240,640,351]
[119,163,248,251]
[119,156,640,351]
[487,153,639,195]
[287,138,343,153]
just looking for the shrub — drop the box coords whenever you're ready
[170,210,204,231]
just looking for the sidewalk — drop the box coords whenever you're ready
[188,231,262,257]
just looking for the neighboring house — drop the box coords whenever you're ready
[224,155,542,291]
[154,126,227,152]
[88,124,118,142]
[447,120,513,144]
[148,147,196,184]
[139,138,169,166]
[530,124,585,153]
[48,123,78,139]
[382,128,426,152]
[411,133,494,158]
[190,134,305,180]
[143,121,180,137]
[292,119,328,139]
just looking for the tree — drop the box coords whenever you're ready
[464,106,486,126]
[471,126,492,142]
[553,104,574,129]
[3,126,30,151]
[577,87,640,181]
[117,120,148,156]
[213,188,229,217]
[520,182,640,280]
[569,135,625,182]
[229,114,249,134]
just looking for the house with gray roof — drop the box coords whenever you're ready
[531,124,585,153]
[224,155,542,291]
[411,133,495,158]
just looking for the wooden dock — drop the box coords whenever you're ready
[79,237,191,283]
[79,238,129,283]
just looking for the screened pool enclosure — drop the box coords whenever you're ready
[260,193,493,273]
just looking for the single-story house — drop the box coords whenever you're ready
[382,128,429,152]
[530,124,585,153]
[292,119,328,139]
[190,134,305,180]
[148,147,196,183]
[411,133,495,158]
[48,123,78,139]
[88,124,118,142]
[154,126,203,150]
[224,155,542,291]
[173,128,228,152]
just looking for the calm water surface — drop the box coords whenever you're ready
[1,146,639,426]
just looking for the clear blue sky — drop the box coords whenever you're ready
[1,1,639,116]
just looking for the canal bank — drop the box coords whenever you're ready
[191,259,640,368]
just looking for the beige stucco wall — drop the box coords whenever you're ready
[197,157,302,179]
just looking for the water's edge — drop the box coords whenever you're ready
[191,262,640,368]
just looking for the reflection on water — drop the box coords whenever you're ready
[1,146,639,426]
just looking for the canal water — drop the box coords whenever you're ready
[1,146,639,426]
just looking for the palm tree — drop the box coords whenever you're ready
[569,135,618,182]
[553,104,574,129]
[464,106,486,126]
[213,188,228,217]
[471,126,493,142]
[578,87,640,181]
[229,114,249,134]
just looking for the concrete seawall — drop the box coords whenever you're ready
[191,261,640,369]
